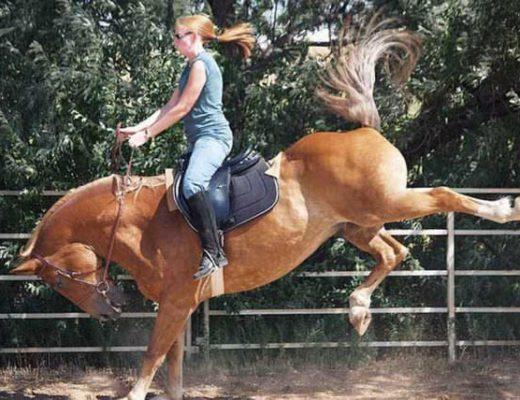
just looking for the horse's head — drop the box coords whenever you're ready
[11,243,126,320]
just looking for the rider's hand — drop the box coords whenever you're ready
[117,126,139,142]
[128,130,148,148]
[115,123,127,143]
[116,131,127,143]
[119,126,140,135]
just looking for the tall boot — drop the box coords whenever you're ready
[187,190,228,280]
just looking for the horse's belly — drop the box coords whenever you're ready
[222,176,339,294]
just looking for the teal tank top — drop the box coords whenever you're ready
[178,50,233,150]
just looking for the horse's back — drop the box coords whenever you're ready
[286,128,407,188]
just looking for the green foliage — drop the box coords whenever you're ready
[1,0,519,365]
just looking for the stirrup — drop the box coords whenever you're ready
[193,250,221,280]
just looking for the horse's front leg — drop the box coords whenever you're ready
[343,223,409,336]
[120,301,194,400]
[164,333,185,400]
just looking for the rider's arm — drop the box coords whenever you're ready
[145,61,206,139]
[130,89,181,131]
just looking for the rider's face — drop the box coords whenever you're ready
[173,25,195,56]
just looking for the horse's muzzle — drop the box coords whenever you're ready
[96,285,127,321]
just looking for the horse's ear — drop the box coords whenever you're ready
[10,259,41,275]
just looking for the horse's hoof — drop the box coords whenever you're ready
[349,305,372,336]
[165,388,183,400]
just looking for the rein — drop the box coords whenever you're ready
[31,128,134,300]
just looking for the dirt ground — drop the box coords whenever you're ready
[0,355,519,400]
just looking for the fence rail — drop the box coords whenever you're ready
[1,188,519,361]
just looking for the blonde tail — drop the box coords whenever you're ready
[316,13,422,130]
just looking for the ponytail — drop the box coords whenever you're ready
[216,22,255,59]
[176,15,255,59]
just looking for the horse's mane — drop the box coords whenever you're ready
[19,176,117,258]
[20,174,166,258]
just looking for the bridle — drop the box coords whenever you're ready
[29,128,134,309]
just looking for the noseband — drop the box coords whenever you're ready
[31,252,109,294]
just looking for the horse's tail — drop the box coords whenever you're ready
[316,12,422,130]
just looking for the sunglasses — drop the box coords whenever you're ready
[173,31,193,40]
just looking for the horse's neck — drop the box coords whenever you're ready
[47,175,167,300]
[107,177,167,301]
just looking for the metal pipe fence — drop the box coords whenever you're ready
[1,188,519,361]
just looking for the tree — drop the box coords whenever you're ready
[1,0,519,363]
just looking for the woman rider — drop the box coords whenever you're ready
[118,15,254,280]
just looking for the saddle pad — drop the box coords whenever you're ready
[218,158,278,231]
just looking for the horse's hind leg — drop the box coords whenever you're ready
[343,223,409,336]
[383,187,520,223]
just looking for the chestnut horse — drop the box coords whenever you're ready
[11,18,520,400]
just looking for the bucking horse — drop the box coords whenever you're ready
[10,15,520,400]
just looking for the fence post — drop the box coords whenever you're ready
[447,212,456,363]
[185,314,193,360]
[202,299,210,360]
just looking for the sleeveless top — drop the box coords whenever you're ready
[178,50,233,151]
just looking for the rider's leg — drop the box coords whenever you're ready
[182,136,230,280]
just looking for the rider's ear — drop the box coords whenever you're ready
[10,258,41,275]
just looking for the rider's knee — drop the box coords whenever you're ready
[182,179,204,199]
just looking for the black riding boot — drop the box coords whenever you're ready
[187,190,228,280]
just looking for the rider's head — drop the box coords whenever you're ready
[174,14,255,59]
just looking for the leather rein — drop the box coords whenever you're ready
[30,130,134,301]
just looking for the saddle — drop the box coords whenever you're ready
[173,149,279,232]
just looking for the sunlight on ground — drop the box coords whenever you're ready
[0,355,519,399]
